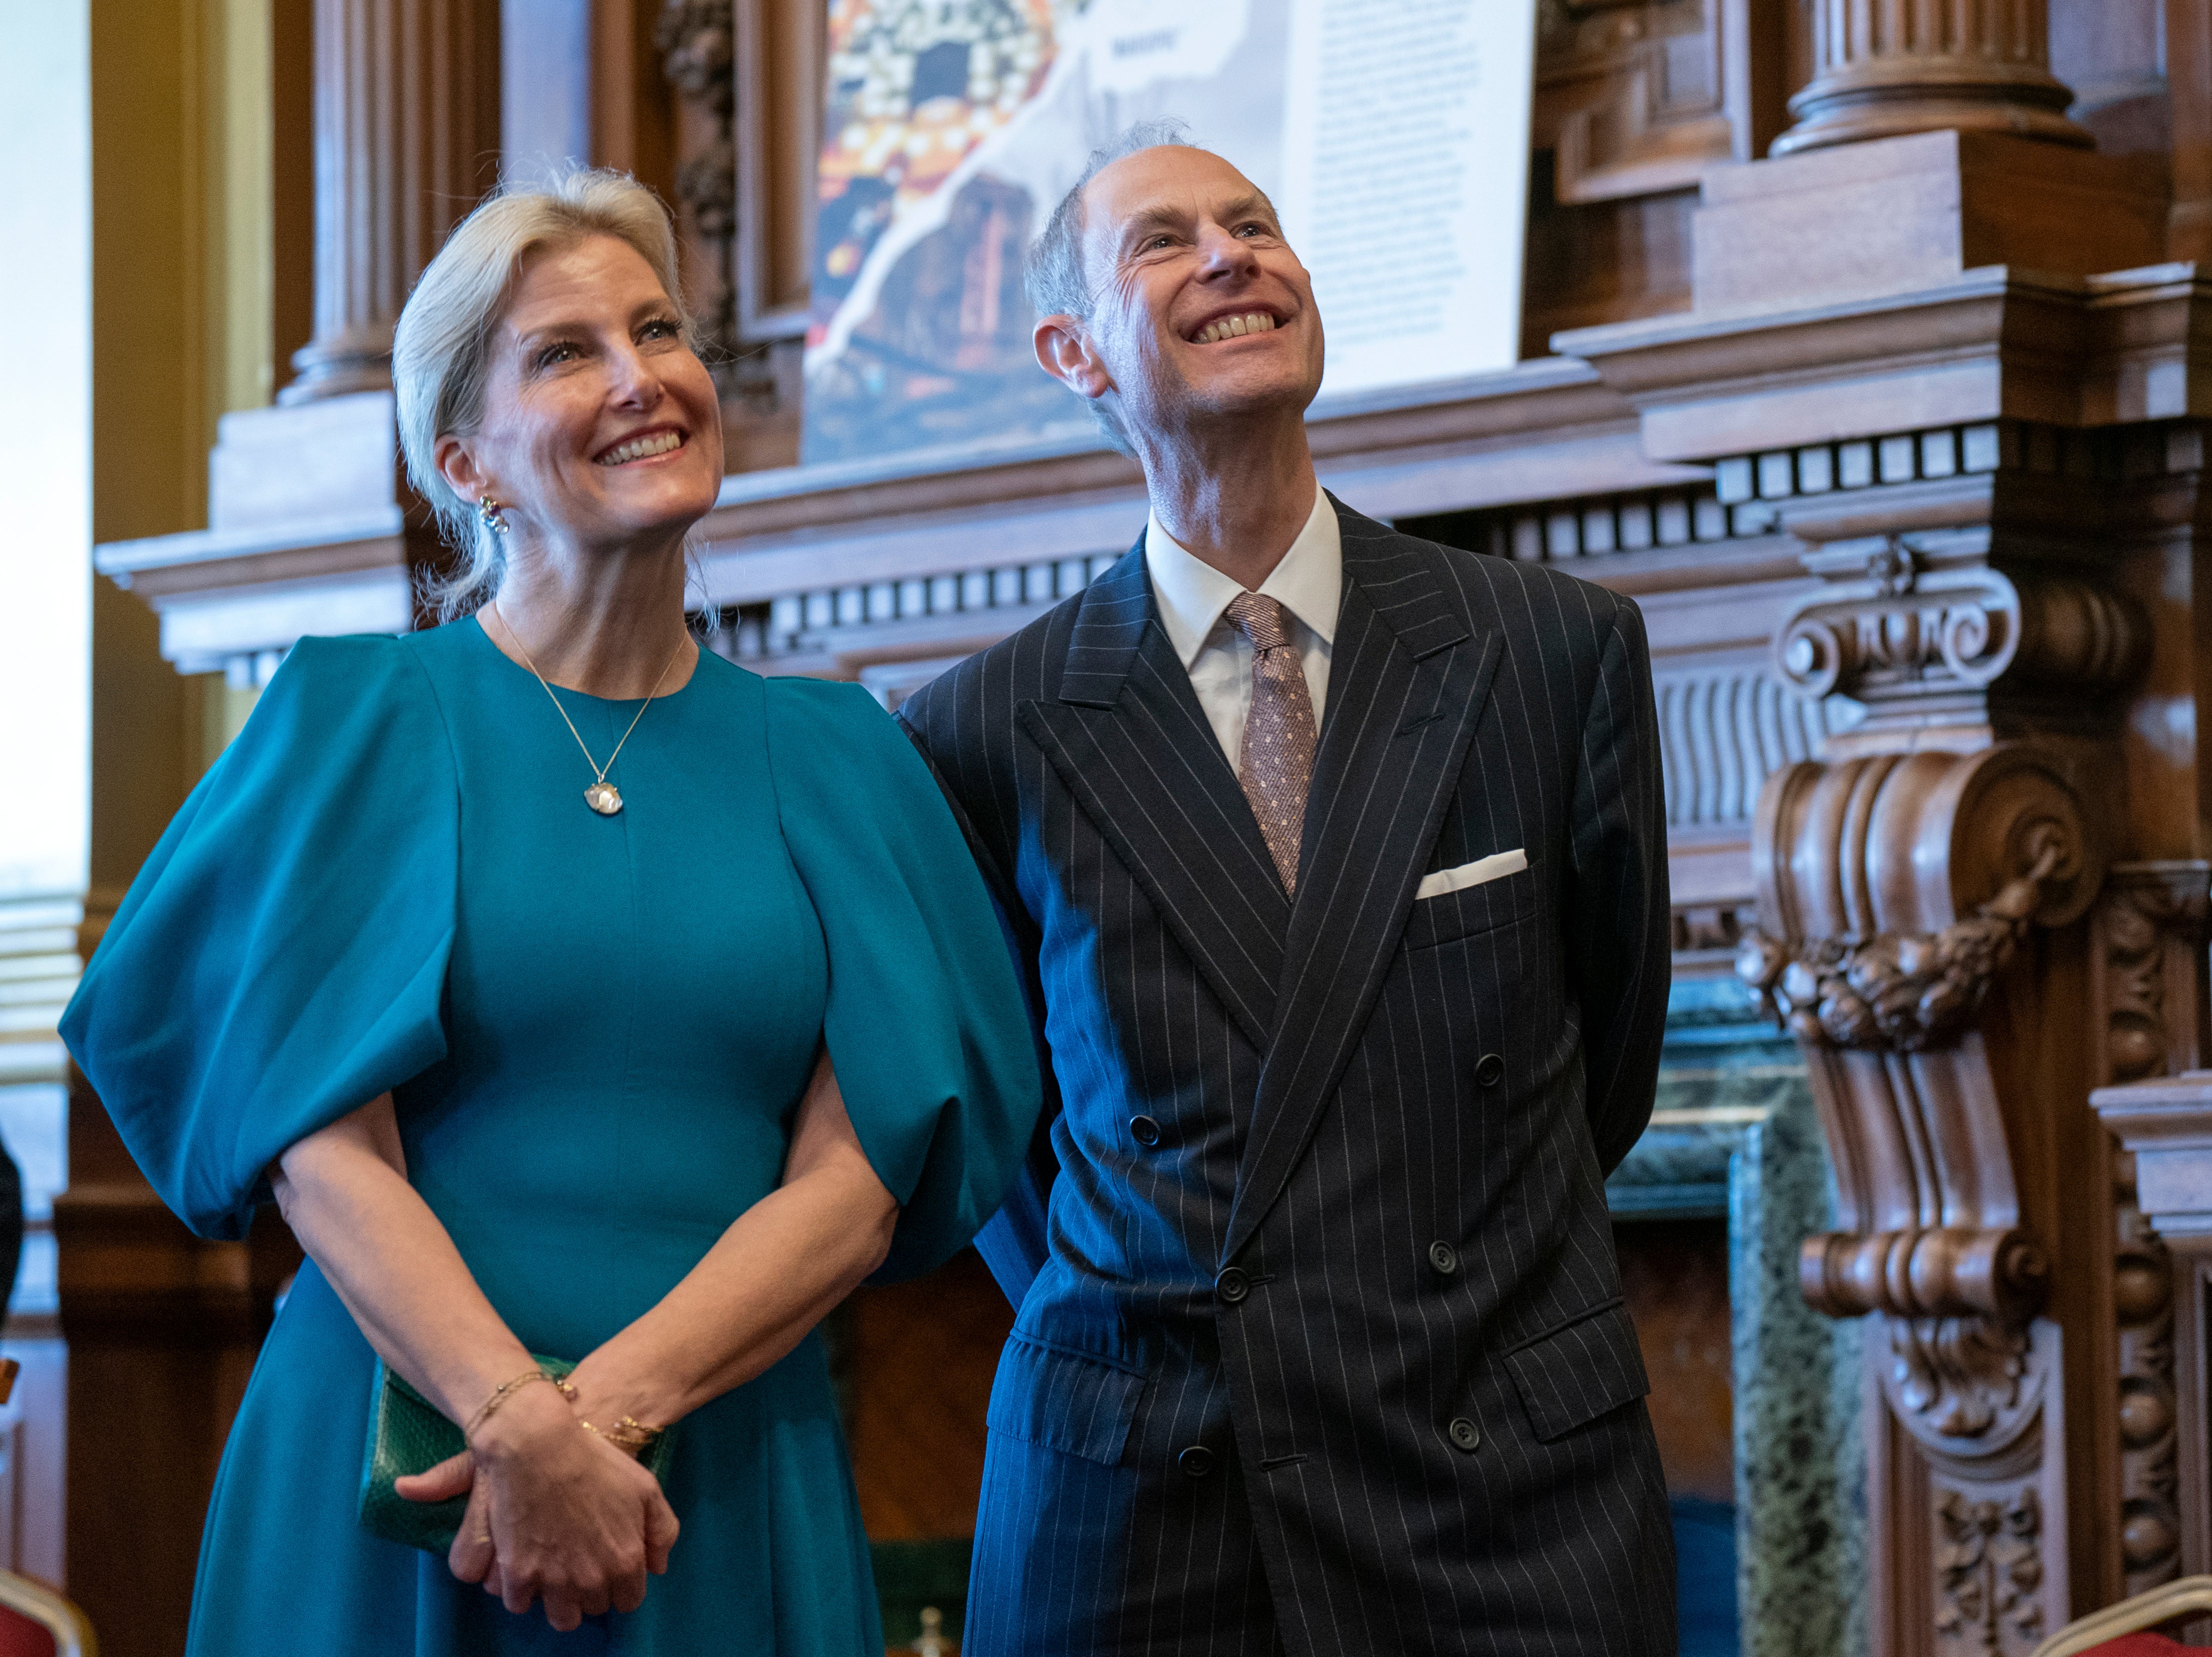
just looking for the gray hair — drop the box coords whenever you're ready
[392,168,694,618]
[1024,117,1196,454]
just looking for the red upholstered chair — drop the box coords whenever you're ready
[0,1572,94,1657]
[2031,1577,2212,1656]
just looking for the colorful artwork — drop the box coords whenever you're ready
[801,0,1534,468]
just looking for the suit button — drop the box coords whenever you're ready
[1178,1445,1215,1480]
[1474,1053,1505,1088]
[1216,1267,1251,1304]
[1129,1114,1161,1148]
[1428,1241,1459,1276]
[1446,1417,1481,1454]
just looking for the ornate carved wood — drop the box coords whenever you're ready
[1774,0,2092,157]
[2088,865,2210,1604]
[281,0,502,402]
[1558,125,2211,1650]
[2092,1065,2212,1623]
[1733,639,2125,1657]
[657,0,735,366]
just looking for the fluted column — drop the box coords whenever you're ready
[1772,0,2090,157]
[281,0,500,403]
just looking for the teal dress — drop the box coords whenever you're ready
[60,619,1041,1656]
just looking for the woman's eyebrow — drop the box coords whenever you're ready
[511,319,589,349]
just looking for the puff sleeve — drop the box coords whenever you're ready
[60,636,457,1242]
[765,678,1042,1281]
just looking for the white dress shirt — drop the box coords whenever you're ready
[1144,484,1341,774]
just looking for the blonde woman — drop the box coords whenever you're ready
[63,171,1040,1654]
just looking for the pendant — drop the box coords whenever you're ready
[585,781,624,816]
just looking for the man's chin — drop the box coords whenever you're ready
[1169,369,1323,431]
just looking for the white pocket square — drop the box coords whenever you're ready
[1416,848,1528,900]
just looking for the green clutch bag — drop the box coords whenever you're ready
[357,1357,677,1554]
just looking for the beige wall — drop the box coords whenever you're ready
[91,0,284,895]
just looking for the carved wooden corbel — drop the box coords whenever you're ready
[1740,735,2107,1652]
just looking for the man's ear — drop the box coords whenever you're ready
[1034,315,1112,402]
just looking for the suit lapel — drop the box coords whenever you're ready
[1019,541,1289,1052]
[1219,508,1500,1266]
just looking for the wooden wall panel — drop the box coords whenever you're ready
[1617,1219,1736,1504]
[590,0,678,207]
[840,1249,1013,1542]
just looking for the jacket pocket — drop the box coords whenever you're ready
[1404,865,1535,951]
[986,1335,1145,1466]
[1502,1299,1650,1443]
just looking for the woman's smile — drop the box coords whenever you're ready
[594,427,689,466]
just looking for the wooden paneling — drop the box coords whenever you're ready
[840,1249,1012,1542]
[1617,1219,1735,1504]
[1521,163,1697,359]
[1535,0,1736,204]
[58,1079,296,1657]
[589,0,678,203]
[735,0,821,340]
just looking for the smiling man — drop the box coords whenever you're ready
[899,122,1677,1657]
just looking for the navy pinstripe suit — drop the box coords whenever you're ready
[899,498,1676,1657]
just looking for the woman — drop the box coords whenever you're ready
[61,170,1040,1654]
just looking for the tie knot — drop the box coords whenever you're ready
[1226,592,1291,652]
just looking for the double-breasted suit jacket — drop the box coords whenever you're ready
[899,498,1677,1657]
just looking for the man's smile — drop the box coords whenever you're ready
[1185,308,1282,345]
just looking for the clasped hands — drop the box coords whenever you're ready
[395,1363,680,1633]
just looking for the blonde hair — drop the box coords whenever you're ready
[392,168,696,617]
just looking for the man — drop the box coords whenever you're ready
[899,121,1676,1656]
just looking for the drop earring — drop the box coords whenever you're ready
[478,495,510,536]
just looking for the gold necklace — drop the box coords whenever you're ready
[491,602,686,817]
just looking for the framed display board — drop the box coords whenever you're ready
[799,0,1538,465]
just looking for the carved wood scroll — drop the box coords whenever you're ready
[1770,535,2148,742]
[1774,542,2144,714]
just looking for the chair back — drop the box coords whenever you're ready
[2030,1575,2212,1657]
[0,1572,94,1657]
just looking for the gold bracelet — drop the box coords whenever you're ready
[580,1415,666,1457]
[463,1367,574,1443]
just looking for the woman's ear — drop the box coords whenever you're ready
[1033,315,1112,403]
[433,432,487,505]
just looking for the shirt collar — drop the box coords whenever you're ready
[1143,484,1342,670]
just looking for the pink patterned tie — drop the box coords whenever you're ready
[1226,593,1317,893]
